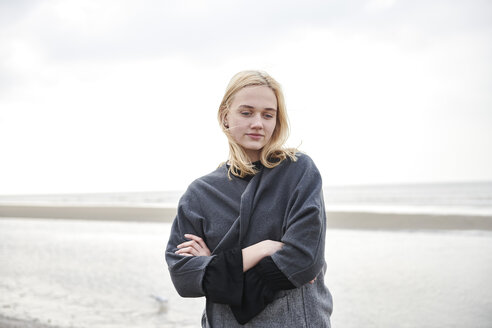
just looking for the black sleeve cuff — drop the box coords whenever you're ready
[230,256,295,324]
[203,248,243,306]
[254,256,296,290]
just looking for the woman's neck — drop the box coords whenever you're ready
[244,149,261,163]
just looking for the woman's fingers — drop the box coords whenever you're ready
[177,240,202,252]
[176,250,193,257]
[175,246,198,256]
[175,234,211,256]
[176,242,202,256]
[184,234,209,251]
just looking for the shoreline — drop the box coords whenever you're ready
[1,204,491,230]
[0,204,176,222]
[326,211,492,230]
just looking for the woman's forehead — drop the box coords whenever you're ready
[230,85,277,108]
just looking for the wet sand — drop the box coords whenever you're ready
[0,315,59,328]
[1,204,491,327]
[1,218,492,328]
[2,218,492,328]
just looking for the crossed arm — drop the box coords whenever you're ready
[175,233,316,282]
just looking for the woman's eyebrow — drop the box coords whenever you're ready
[238,105,255,109]
[238,104,277,111]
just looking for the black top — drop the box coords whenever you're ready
[226,160,263,182]
[202,161,295,324]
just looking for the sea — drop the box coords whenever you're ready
[1,181,491,215]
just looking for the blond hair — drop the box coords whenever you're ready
[218,70,297,178]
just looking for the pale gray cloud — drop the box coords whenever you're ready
[1,0,491,62]
[0,0,40,27]
[1,0,491,193]
[12,0,352,61]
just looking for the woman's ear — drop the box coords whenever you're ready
[223,115,229,128]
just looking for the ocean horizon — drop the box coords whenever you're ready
[1,181,491,216]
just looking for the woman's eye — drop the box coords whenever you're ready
[241,112,251,116]
[264,113,274,119]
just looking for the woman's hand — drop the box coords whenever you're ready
[175,234,211,257]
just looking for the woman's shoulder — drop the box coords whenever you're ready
[177,167,223,207]
[292,151,316,165]
[279,151,319,172]
[270,152,322,188]
[184,164,228,194]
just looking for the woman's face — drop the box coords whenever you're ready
[225,85,277,162]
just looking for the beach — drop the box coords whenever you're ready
[1,207,492,328]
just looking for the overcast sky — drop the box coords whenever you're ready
[1,0,491,194]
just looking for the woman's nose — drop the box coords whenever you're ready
[250,114,263,129]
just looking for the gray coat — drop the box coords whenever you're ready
[166,153,333,327]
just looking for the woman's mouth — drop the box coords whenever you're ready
[246,133,263,140]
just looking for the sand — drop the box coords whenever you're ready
[0,204,177,222]
[325,210,492,230]
[1,204,491,230]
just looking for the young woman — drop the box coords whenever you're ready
[166,71,333,327]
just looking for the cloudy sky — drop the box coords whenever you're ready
[1,0,491,194]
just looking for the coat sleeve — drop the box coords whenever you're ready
[165,187,214,297]
[271,156,327,287]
